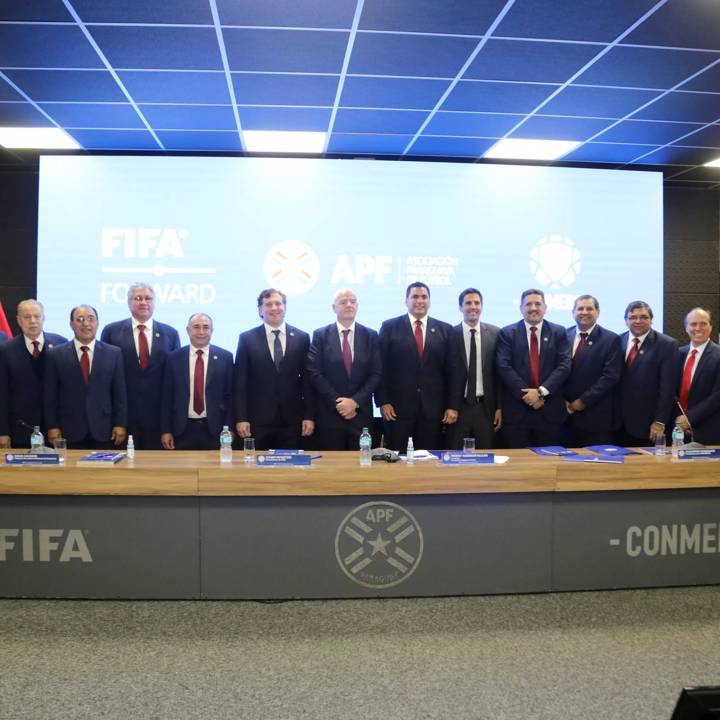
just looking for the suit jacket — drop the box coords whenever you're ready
[452,322,501,417]
[677,341,720,444]
[564,325,623,433]
[0,332,67,445]
[44,340,128,442]
[307,323,382,430]
[616,329,678,438]
[0,332,7,344]
[375,315,459,421]
[161,344,233,439]
[496,319,571,425]
[100,318,180,434]
[234,324,313,427]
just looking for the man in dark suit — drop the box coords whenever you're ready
[0,331,7,344]
[673,308,720,444]
[0,299,67,448]
[616,300,678,447]
[496,288,571,448]
[234,288,314,450]
[375,282,459,451]
[307,289,382,450]
[161,313,233,451]
[563,294,623,447]
[100,282,180,450]
[450,288,501,450]
[45,305,127,449]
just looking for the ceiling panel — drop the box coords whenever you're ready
[348,33,478,77]
[3,69,125,102]
[119,71,231,104]
[0,0,717,187]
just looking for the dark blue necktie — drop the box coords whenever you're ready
[272,329,283,371]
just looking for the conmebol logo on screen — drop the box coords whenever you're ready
[529,235,581,288]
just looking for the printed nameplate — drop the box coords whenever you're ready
[441,452,494,465]
[678,448,720,460]
[256,453,312,466]
[268,449,305,455]
[5,452,60,465]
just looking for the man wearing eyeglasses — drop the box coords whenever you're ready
[616,300,678,447]
[100,282,180,450]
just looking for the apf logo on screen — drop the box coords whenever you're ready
[263,242,459,296]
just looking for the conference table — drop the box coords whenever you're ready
[1,449,719,599]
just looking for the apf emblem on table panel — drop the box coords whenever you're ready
[335,501,423,589]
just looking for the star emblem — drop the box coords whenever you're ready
[367,532,390,556]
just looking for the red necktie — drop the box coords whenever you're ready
[529,326,540,388]
[414,320,424,360]
[573,332,588,363]
[626,337,640,368]
[193,349,205,415]
[342,329,352,377]
[679,349,698,411]
[138,324,150,371]
[32,340,40,358]
[80,346,90,384]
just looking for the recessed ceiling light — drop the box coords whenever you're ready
[243,130,326,154]
[0,127,80,149]
[483,138,581,161]
[703,158,720,167]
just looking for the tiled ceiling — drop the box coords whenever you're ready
[1,0,720,188]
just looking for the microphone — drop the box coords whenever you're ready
[674,399,703,448]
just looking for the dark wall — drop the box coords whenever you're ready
[0,168,717,340]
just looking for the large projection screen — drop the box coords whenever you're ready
[38,156,663,353]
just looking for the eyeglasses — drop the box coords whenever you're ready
[626,315,650,321]
[132,295,154,302]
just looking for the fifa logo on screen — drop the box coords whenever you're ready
[0,529,93,562]
[529,235,581,288]
[101,228,187,257]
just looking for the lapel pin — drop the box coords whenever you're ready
[213,355,218,360]
[431,327,436,333]
[155,332,160,338]
[543,337,548,342]
[639,350,645,355]
[588,341,593,346]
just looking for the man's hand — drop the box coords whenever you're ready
[649,421,665,441]
[335,397,357,419]
[381,403,397,422]
[0,435,10,449]
[521,388,541,406]
[442,409,458,425]
[301,419,315,437]
[112,426,127,446]
[161,433,175,450]
[675,415,691,432]
[493,409,502,432]
[47,427,61,443]
[568,398,586,413]
[236,421,251,438]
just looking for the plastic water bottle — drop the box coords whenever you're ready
[671,424,684,460]
[30,425,44,453]
[406,436,414,466]
[126,435,135,461]
[359,427,372,467]
[220,425,233,464]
